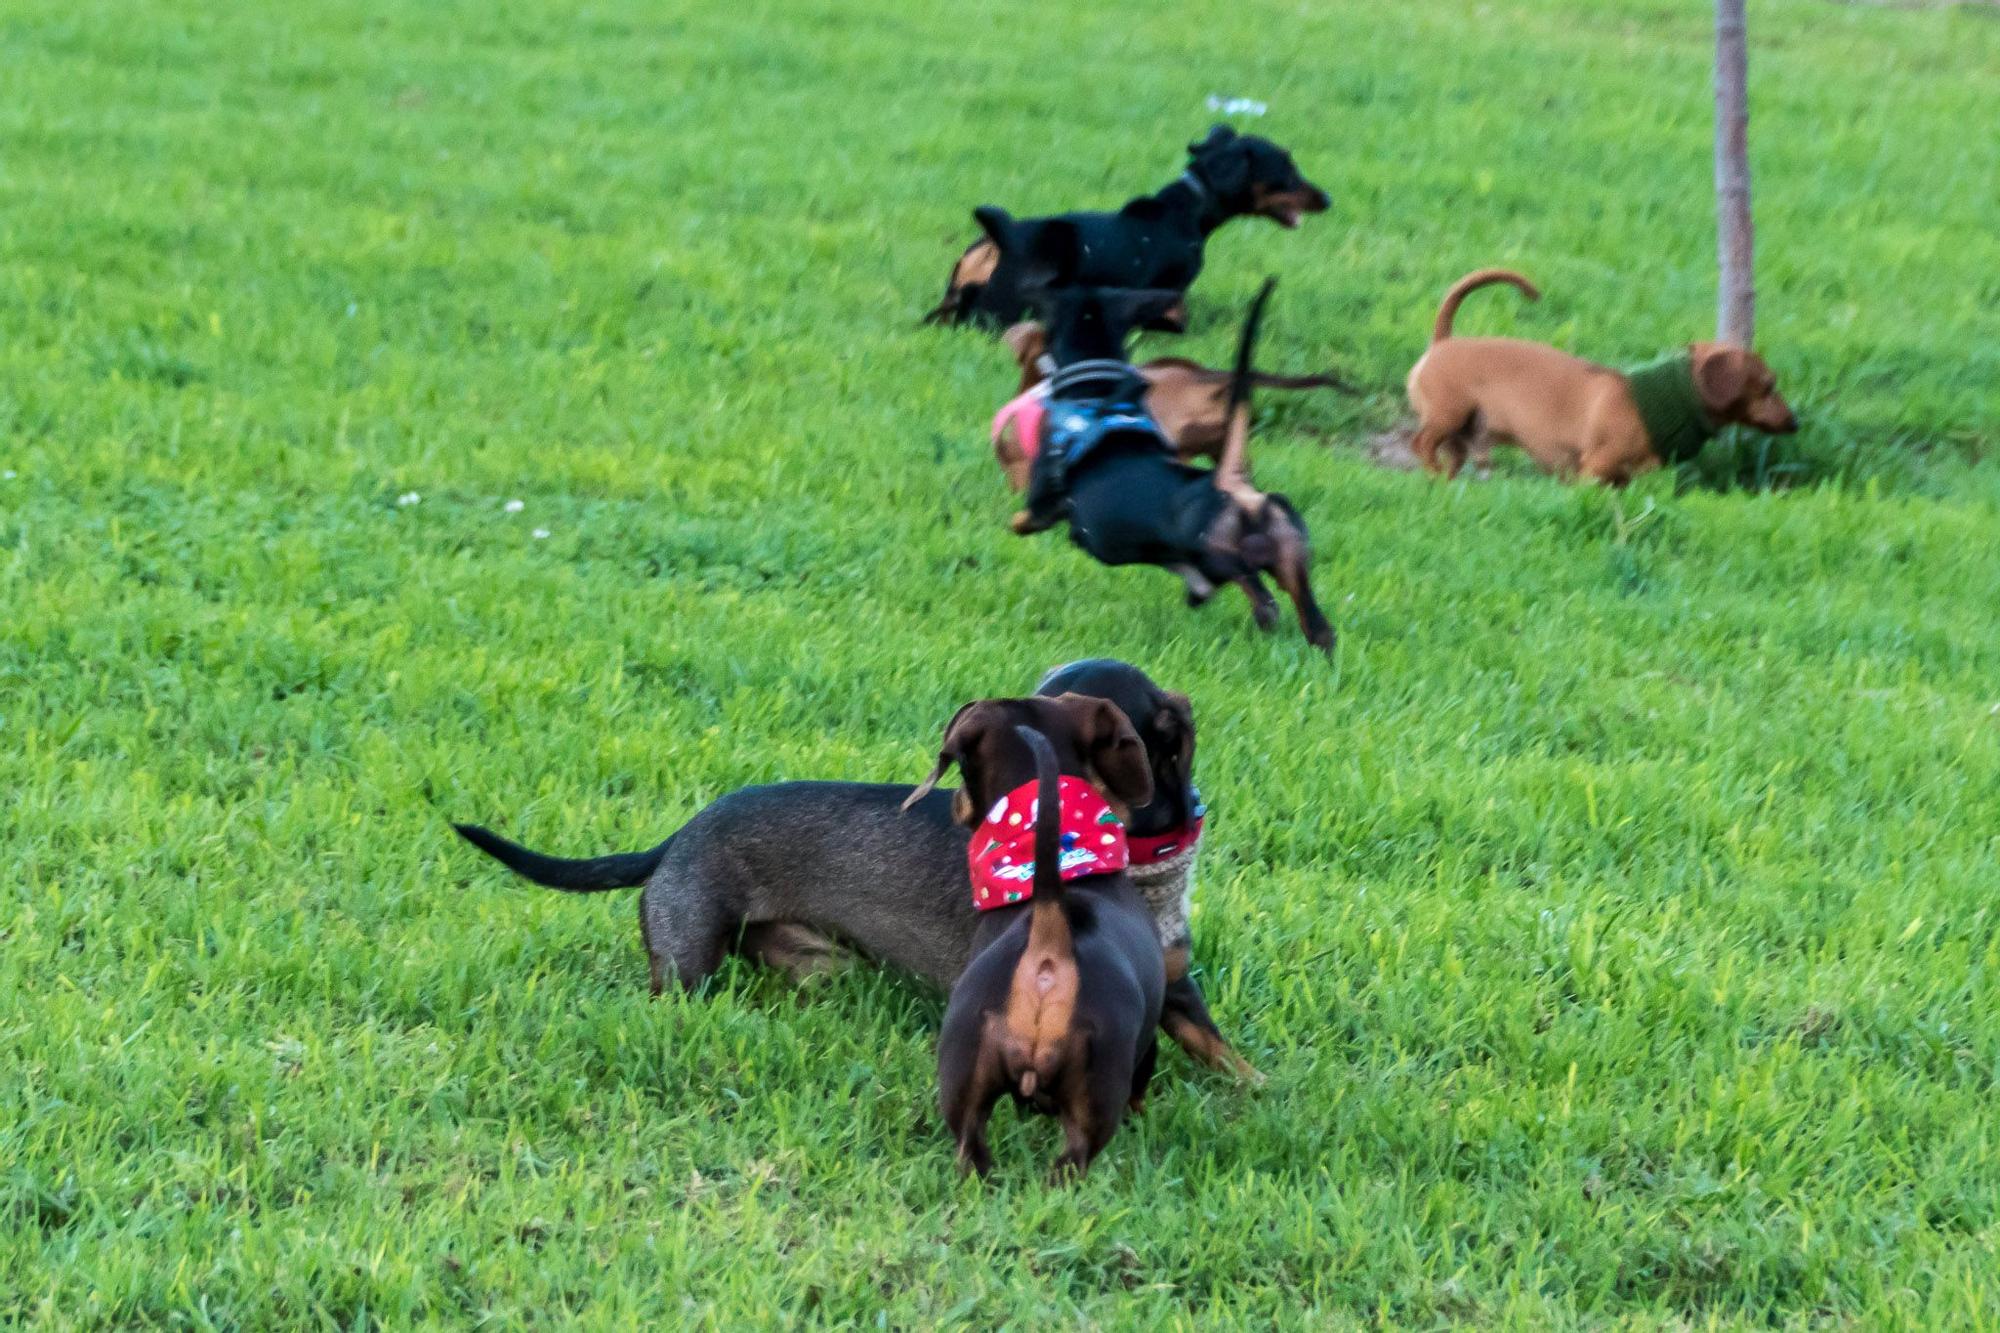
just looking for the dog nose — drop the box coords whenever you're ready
[1307,186,1331,211]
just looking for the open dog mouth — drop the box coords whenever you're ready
[1260,190,1329,229]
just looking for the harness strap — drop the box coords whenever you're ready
[1048,359,1141,397]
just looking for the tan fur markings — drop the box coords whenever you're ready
[1162,1010,1263,1083]
[954,238,1000,289]
[999,899,1080,1096]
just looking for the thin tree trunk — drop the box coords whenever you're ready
[1714,0,1755,345]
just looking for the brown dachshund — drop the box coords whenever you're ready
[1406,268,1799,485]
[990,320,1355,490]
[914,696,1164,1180]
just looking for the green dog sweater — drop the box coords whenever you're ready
[1624,353,1716,464]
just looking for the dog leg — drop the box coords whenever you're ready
[941,1039,1008,1177]
[1263,501,1335,653]
[952,1084,1003,1178]
[638,880,734,995]
[738,922,852,981]
[1409,416,1455,474]
[1128,1037,1159,1115]
[1051,1070,1130,1183]
[1162,977,1264,1083]
[1236,573,1279,630]
[1011,508,1061,535]
[1172,563,1217,607]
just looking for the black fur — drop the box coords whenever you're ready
[927,126,1328,329]
[1010,276,1337,652]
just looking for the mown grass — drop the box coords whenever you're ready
[4,0,1999,1325]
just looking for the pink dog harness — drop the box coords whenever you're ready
[991,383,1052,461]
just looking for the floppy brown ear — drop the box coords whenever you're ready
[1691,342,1750,414]
[903,700,975,811]
[903,701,1004,824]
[1052,693,1154,813]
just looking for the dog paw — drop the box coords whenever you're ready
[1047,1154,1090,1186]
[956,1142,994,1178]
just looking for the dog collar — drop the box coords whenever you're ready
[1126,790,1206,865]
[968,776,1128,911]
[1176,169,1230,230]
[1626,353,1717,464]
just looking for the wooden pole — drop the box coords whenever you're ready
[1714,0,1755,346]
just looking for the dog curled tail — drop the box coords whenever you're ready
[1002,725,1080,1099]
[1213,277,1279,509]
[1431,268,1540,344]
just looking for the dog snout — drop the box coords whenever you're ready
[1302,183,1331,212]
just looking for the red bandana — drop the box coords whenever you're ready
[969,776,1129,911]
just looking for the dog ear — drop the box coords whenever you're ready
[973,205,1015,251]
[1152,690,1197,781]
[1691,342,1751,413]
[1189,125,1249,197]
[904,701,1005,824]
[1050,692,1154,814]
[1001,321,1046,368]
[1188,124,1237,156]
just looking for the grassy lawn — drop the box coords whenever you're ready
[5,0,2000,1324]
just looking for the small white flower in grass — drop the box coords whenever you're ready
[503,499,524,513]
[2,470,15,480]
[531,527,550,540]
[396,491,421,506]
[1206,94,1268,116]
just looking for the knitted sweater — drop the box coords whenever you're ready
[1624,353,1717,463]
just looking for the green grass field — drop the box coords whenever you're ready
[5,0,2000,1324]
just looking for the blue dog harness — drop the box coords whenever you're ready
[1039,360,1171,470]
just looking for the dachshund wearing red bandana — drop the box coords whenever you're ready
[909,696,1165,1180]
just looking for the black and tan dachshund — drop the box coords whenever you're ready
[925,701,1166,1179]
[924,125,1329,329]
[995,225,1336,652]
